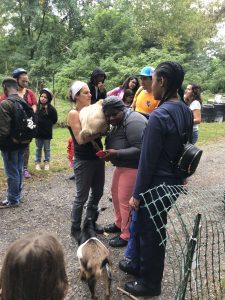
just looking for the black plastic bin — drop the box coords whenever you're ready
[201,104,215,123]
[214,103,225,122]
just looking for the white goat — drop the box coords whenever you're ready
[79,100,108,141]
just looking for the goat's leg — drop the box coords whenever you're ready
[80,269,86,281]
[88,276,97,300]
[102,265,111,300]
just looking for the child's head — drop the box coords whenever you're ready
[39,88,53,105]
[0,232,68,300]
[122,89,134,106]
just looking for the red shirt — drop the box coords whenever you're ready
[23,89,37,107]
[0,93,7,103]
[67,136,75,164]
[0,89,37,107]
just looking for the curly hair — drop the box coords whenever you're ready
[122,76,140,94]
[189,83,202,104]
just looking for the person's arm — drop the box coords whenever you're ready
[104,116,147,162]
[133,113,164,201]
[98,82,107,99]
[67,110,100,145]
[130,99,136,109]
[192,109,201,124]
[190,101,201,125]
[51,106,58,124]
[117,117,147,159]
[0,101,12,140]
[107,87,120,97]
[130,92,138,109]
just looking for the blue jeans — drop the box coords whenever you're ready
[1,147,25,204]
[192,130,199,145]
[35,138,51,162]
[125,210,139,259]
[71,159,105,229]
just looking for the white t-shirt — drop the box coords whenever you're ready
[190,100,201,131]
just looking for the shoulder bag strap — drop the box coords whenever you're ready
[161,107,181,138]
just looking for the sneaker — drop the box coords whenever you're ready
[0,200,20,209]
[44,162,49,171]
[35,163,41,171]
[23,169,31,178]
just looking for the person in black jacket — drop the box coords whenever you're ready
[88,68,107,104]
[35,88,58,171]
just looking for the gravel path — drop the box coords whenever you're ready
[0,138,225,300]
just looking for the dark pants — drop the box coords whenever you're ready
[23,144,30,169]
[125,176,182,285]
[71,159,105,228]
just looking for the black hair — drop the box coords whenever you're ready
[89,68,106,85]
[122,76,140,94]
[122,89,134,99]
[154,61,184,106]
[189,83,202,104]
[2,78,18,91]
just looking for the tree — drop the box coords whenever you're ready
[74,7,142,63]
[129,0,217,54]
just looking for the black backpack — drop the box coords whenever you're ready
[8,96,37,143]
[163,107,203,178]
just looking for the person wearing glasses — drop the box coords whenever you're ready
[131,66,159,118]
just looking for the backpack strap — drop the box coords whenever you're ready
[161,106,193,144]
[160,106,191,169]
[23,89,29,103]
[134,86,144,99]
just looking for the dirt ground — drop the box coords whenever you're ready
[0,138,225,300]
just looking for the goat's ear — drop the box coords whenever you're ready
[101,258,109,269]
[101,258,112,279]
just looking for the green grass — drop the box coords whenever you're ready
[1,122,225,191]
[0,127,71,191]
[197,122,225,145]
[53,98,72,126]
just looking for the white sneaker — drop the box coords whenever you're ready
[35,163,41,171]
[44,162,49,171]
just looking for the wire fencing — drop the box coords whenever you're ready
[141,184,225,300]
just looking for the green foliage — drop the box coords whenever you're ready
[0,0,224,97]
[54,47,188,97]
[83,8,141,62]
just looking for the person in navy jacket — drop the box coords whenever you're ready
[120,62,193,297]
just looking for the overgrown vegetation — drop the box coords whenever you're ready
[0,0,225,99]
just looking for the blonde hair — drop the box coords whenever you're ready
[0,232,68,300]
